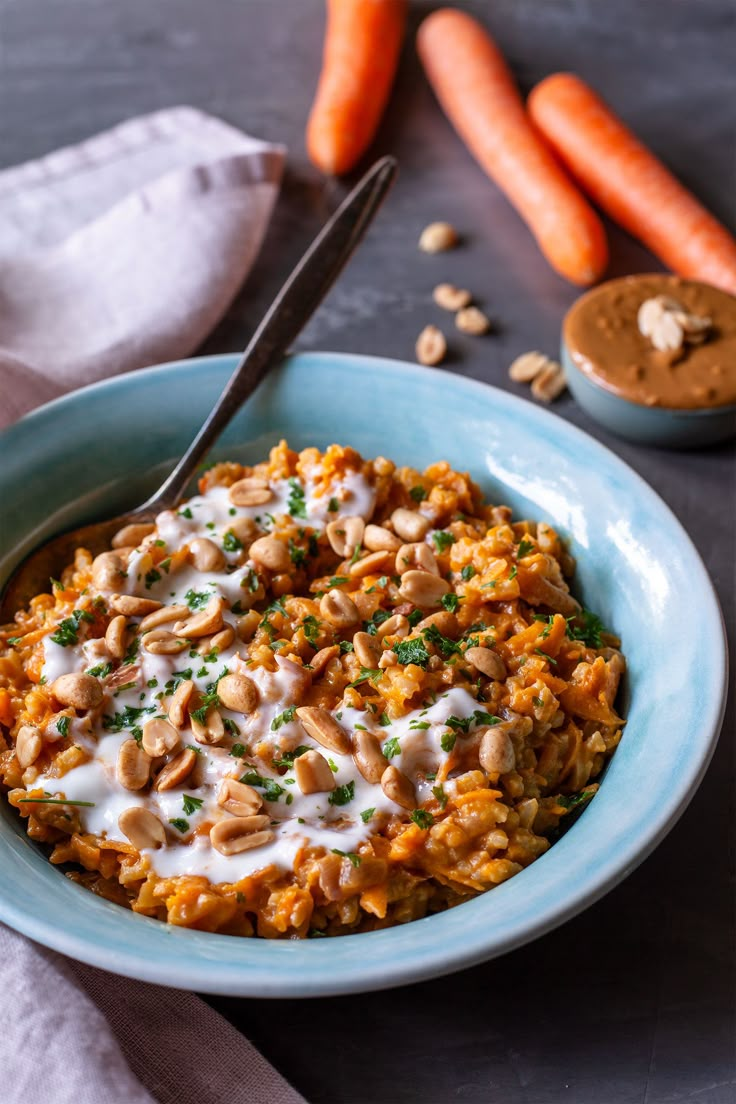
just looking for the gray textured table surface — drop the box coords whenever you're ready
[4,1,735,1102]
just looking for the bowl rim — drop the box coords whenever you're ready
[0,351,728,997]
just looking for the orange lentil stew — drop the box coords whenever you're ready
[0,443,625,938]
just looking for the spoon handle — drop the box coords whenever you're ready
[138,155,397,515]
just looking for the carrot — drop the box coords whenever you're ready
[528,73,736,295]
[306,0,406,176]
[416,9,608,286]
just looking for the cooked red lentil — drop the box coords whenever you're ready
[0,442,625,938]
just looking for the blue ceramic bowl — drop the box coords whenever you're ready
[0,353,727,996]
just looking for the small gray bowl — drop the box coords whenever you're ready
[561,341,736,449]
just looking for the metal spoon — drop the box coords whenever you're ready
[0,156,397,621]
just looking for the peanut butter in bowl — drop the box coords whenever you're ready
[561,274,736,446]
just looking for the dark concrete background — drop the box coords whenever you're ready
[3,1,734,1101]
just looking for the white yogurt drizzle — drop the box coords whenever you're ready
[35,466,484,884]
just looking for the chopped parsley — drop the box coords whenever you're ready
[567,608,607,649]
[328,575,349,587]
[460,565,476,582]
[441,592,460,613]
[87,661,113,678]
[339,640,354,654]
[517,538,535,558]
[271,705,296,731]
[365,609,391,635]
[289,538,307,568]
[445,710,499,734]
[223,530,243,552]
[328,780,355,807]
[440,731,456,753]
[49,609,94,647]
[509,565,518,580]
[272,745,311,768]
[407,609,423,628]
[164,667,193,694]
[189,684,221,725]
[287,478,308,519]
[230,743,246,758]
[432,784,448,810]
[422,623,462,658]
[365,576,388,594]
[178,507,193,519]
[184,588,213,611]
[331,849,361,867]
[169,818,189,833]
[240,771,285,802]
[144,568,162,589]
[182,794,204,816]
[56,716,70,738]
[411,809,434,829]
[102,704,155,738]
[379,712,391,727]
[409,485,427,502]
[534,648,558,666]
[432,530,456,554]
[383,736,401,759]
[392,637,430,668]
[347,666,382,688]
[301,615,320,645]
[328,496,340,513]
[360,807,375,823]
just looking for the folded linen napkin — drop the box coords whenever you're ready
[0,109,305,1104]
[0,105,285,427]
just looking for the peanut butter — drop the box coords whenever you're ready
[563,274,736,409]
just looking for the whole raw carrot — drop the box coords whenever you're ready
[307,0,406,176]
[528,73,736,294]
[416,9,608,286]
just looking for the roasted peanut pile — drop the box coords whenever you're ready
[0,442,625,938]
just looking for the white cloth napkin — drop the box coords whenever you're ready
[0,105,285,427]
[0,108,305,1104]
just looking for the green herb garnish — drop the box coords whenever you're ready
[223,530,243,553]
[331,849,361,867]
[272,745,311,769]
[328,780,355,806]
[182,794,204,816]
[271,705,296,731]
[432,530,455,554]
[383,736,401,759]
[49,609,94,647]
[432,784,448,810]
[392,637,430,669]
[287,478,308,519]
[240,770,285,802]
